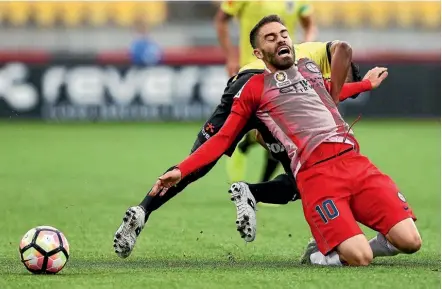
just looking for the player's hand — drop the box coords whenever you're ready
[363,67,388,89]
[226,54,239,77]
[149,169,182,197]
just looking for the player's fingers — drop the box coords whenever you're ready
[158,175,174,188]
[159,187,169,197]
[158,171,173,181]
[375,67,387,73]
[378,69,388,78]
[367,68,377,77]
[380,71,389,80]
[149,181,162,196]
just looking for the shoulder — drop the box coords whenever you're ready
[297,58,323,76]
[298,57,320,68]
[234,74,264,99]
[239,60,266,72]
[295,42,328,63]
[250,73,265,83]
[246,74,265,91]
[295,42,327,57]
[224,71,257,96]
[295,42,327,54]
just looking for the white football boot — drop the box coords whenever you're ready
[228,182,257,242]
[300,238,319,265]
[113,206,145,258]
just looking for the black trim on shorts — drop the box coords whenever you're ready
[312,147,354,167]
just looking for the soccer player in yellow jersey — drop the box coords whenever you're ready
[215,0,317,76]
[215,1,317,185]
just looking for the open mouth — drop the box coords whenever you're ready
[277,46,291,56]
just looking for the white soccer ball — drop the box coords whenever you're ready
[19,226,70,274]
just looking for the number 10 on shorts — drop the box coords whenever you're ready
[315,200,339,223]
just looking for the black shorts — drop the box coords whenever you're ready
[195,70,292,174]
[196,102,260,156]
[195,70,258,156]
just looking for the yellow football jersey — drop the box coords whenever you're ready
[238,41,332,79]
[221,0,313,67]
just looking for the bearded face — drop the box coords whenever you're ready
[254,22,295,71]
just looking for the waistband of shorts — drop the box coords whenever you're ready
[303,142,355,169]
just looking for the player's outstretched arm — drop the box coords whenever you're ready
[330,41,352,103]
[149,113,248,197]
[150,75,262,197]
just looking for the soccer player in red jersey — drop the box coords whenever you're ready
[150,15,421,266]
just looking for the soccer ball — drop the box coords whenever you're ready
[19,226,70,274]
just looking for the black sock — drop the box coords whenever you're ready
[138,165,182,222]
[139,161,218,223]
[139,185,182,222]
[261,152,279,182]
[238,132,256,154]
[248,174,299,204]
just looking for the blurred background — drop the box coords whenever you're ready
[0,1,439,120]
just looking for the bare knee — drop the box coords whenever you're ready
[387,218,422,254]
[337,235,373,266]
[390,232,422,254]
[344,250,373,266]
[403,234,422,254]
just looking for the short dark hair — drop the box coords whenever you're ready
[249,15,285,49]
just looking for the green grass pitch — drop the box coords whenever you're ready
[0,120,440,289]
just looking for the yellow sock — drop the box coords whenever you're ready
[226,148,247,183]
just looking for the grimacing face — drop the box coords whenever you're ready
[254,22,295,71]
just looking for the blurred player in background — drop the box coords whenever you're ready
[129,16,162,66]
[214,0,317,186]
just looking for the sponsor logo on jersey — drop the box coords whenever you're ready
[279,79,313,94]
[266,142,285,154]
[205,122,215,134]
[274,71,291,88]
[275,71,287,82]
[201,128,211,140]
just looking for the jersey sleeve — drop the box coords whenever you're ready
[177,113,248,178]
[220,1,245,17]
[177,75,264,178]
[324,79,372,101]
[231,74,263,119]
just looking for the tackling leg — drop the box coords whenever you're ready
[114,137,220,258]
